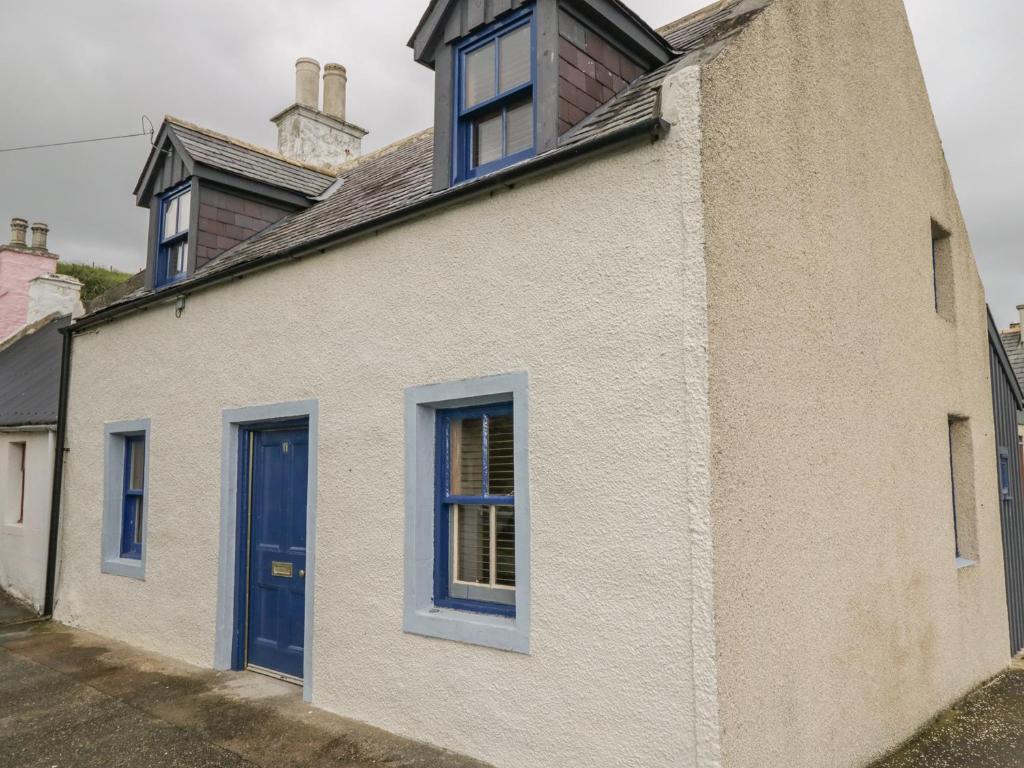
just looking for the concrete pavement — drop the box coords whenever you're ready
[0,620,491,768]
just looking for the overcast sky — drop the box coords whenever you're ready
[0,1,1020,324]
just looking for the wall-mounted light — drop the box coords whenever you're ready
[175,294,187,319]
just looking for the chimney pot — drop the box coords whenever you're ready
[30,222,49,251]
[323,63,348,122]
[9,218,27,247]
[295,57,321,109]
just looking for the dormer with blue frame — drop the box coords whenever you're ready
[133,117,337,293]
[410,0,673,191]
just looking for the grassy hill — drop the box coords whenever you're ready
[57,262,134,301]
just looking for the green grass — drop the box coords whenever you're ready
[56,262,133,301]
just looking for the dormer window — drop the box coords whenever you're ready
[157,184,191,288]
[455,11,535,182]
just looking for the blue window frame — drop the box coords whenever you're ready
[453,8,536,183]
[434,403,516,616]
[156,184,192,288]
[120,435,146,560]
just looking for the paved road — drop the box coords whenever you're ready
[0,620,491,768]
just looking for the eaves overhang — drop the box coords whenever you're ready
[69,114,671,335]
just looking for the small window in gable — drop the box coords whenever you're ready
[455,11,535,183]
[157,185,191,288]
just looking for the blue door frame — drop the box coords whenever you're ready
[231,418,310,679]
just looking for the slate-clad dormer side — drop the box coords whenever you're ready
[133,118,336,292]
[409,0,671,191]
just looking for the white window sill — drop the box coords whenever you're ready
[956,557,978,570]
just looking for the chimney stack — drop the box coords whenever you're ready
[295,57,321,109]
[1017,305,1024,344]
[322,64,348,123]
[9,218,27,248]
[30,222,49,251]
[271,56,367,169]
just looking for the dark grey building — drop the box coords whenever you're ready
[990,309,1024,654]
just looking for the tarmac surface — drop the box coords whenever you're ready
[0,617,491,768]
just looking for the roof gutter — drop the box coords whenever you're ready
[43,326,72,617]
[71,115,671,334]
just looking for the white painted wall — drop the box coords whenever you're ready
[26,273,84,325]
[0,430,54,610]
[55,66,712,768]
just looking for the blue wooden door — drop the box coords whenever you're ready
[245,426,308,679]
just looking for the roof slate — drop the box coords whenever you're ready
[78,0,768,323]
[1000,329,1024,388]
[167,119,337,198]
[0,314,67,428]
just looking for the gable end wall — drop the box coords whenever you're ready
[701,1,1009,766]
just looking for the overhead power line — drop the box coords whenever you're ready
[0,117,157,154]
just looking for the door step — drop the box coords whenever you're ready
[247,664,302,686]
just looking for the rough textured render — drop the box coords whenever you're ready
[272,106,368,169]
[700,1,1010,766]
[56,64,715,768]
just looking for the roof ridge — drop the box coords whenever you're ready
[164,115,338,178]
[0,312,65,354]
[657,0,732,37]
[333,126,435,175]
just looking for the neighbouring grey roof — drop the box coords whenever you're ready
[0,314,67,428]
[167,118,337,198]
[1000,328,1024,389]
[77,0,768,324]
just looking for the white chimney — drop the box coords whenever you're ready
[1018,304,1024,345]
[27,273,84,323]
[322,64,348,122]
[271,57,367,169]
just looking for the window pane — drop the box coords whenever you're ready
[177,190,191,232]
[455,505,490,585]
[133,497,144,545]
[166,242,187,280]
[451,418,483,495]
[129,439,145,490]
[495,505,515,587]
[499,26,531,93]
[504,100,533,157]
[464,42,496,108]
[488,415,514,495]
[474,114,502,168]
[163,197,179,240]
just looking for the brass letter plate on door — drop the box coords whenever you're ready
[271,562,293,578]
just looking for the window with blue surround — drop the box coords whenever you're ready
[120,436,146,559]
[454,9,535,183]
[435,403,516,616]
[101,419,150,580]
[156,184,191,287]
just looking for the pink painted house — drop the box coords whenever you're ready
[0,218,72,341]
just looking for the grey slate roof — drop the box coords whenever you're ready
[1000,328,1024,388]
[77,0,768,323]
[0,314,67,428]
[167,118,336,198]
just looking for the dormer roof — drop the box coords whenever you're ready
[133,117,337,207]
[410,0,672,68]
